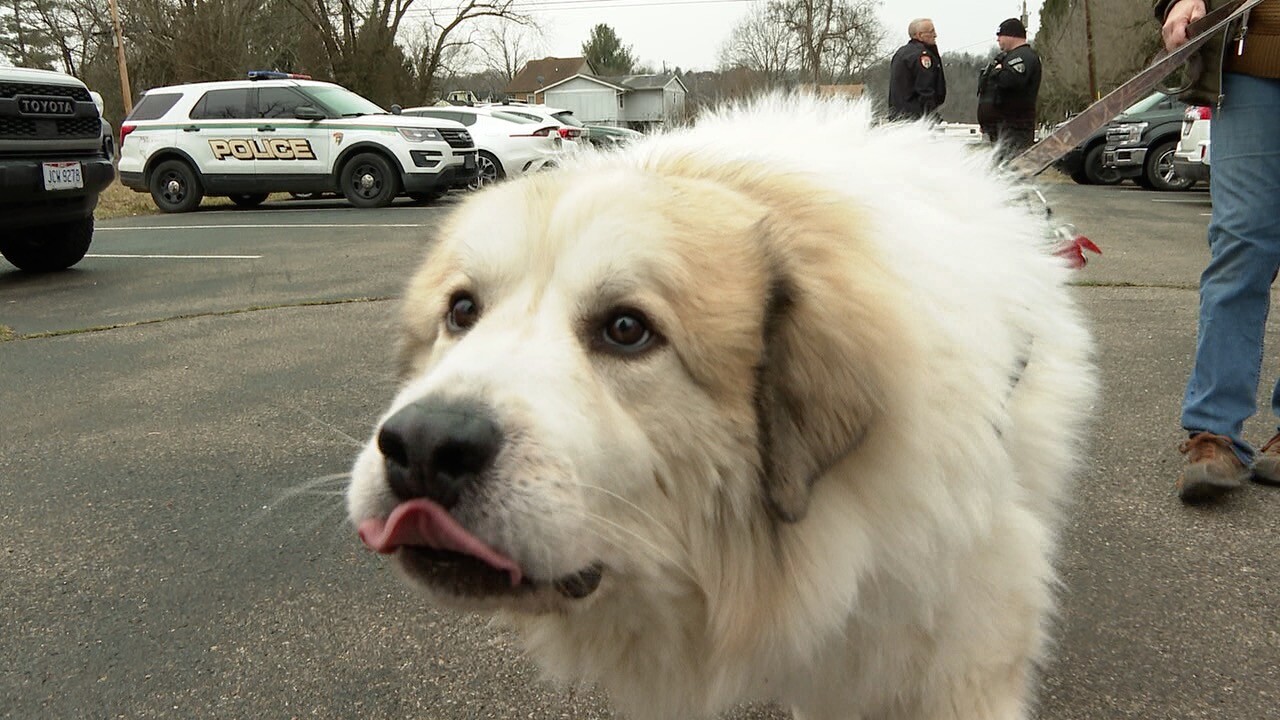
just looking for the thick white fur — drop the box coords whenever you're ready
[347,94,1096,720]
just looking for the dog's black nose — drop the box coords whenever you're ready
[377,399,503,509]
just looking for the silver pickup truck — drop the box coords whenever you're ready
[0,66,116,272]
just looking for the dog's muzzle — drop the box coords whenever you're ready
[357,398,603,600]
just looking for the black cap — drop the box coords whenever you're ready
[997,18,1027,38]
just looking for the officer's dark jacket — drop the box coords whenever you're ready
[888,39,947,119]
[976,44,1042,128]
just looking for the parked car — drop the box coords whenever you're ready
[1101,91,1193,191]
[584,124,643,147]
[0,66,116,272]
[1173,105,1211,185]
[118,71,478,211]
[1054,121,1120,186]
[401,105,567,189]
[1056,91,1191,186]
[482,103,587,150]
[936,122,986,148]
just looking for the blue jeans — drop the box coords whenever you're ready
[1182,73,1280,463]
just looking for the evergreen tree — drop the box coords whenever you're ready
[581,23,635,76]
[0,0,62,69]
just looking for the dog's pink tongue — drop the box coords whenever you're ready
[358,499,523,586]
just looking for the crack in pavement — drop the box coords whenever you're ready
[1,296,394,342]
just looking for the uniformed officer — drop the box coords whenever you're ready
[976,18,1042,156]
[888,18,947,121]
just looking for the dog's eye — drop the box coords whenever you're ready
[446,293,480,333]
[602,311,654,353]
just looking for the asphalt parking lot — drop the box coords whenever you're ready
[2,182,1278,720]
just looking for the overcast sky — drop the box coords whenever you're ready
[523,0,1042,72]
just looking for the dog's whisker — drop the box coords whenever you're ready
[579,511,699,587]
[291,405,368,449]
[300,502,352,537]
[578,482,668,532]
[288,472,352,490]
[246,472,352,530]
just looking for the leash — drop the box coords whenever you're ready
[1006,0,1263,267]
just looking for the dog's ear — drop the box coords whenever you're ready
[753,216,898,523]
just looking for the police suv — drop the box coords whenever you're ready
[118,72,478,212]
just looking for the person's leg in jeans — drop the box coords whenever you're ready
[1179,73,1280,500]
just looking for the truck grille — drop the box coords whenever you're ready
[0,116,100,140]
[439,128,473,149]
[0,81,92,102]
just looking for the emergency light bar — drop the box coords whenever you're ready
[247,70,313,81]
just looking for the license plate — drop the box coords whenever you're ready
[464,154,476,170]
[43,161,83,191]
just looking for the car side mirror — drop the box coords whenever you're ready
[391,104,402,115]
[294,105,326,121]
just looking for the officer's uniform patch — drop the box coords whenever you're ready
[920,54,932,69]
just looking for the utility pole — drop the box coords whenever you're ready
[106,0,133,114]
[1082,0,1099,100]
[1021,0,1029,28]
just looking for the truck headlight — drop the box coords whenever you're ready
[1124,122,1148,144]
[398,127,443,142]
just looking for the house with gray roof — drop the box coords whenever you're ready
[540,73,689,131]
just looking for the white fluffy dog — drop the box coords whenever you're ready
[346,95,1096,720]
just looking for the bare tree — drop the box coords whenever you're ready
[393,0,533,103]
[280,0,419,102]
[1036,0,1155,121]
[402,18,479,102]
[717,3,798,84]
[474,18,542,83]
[0,0,75,70]
[773,0,883,84]
[825,15,884,81]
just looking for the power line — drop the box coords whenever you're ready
[399,0,757,15]
[397,0,999,53]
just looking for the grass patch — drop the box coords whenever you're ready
[95,180,295,220]
[1069,280,1197,290]
[0,325,15,342]
[96,180,156,219]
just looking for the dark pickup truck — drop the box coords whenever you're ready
[1,66,115,272]
[1101,91,1192,191]
[1057,91,1188,188]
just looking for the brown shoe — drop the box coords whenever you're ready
[1177,432,1249,503]
[1251,431,1280,486]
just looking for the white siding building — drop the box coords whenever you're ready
[541,73,688,131]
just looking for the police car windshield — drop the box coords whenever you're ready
[304,86,387,117]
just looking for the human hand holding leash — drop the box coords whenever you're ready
[1164,0,1208,50]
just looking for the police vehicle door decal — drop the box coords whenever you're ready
[208,138,316,161]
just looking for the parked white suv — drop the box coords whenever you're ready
[481,102,587,151]
[118,72,478,211]
[401,105,567,188]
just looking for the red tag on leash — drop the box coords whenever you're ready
[1054,232,1102,269]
